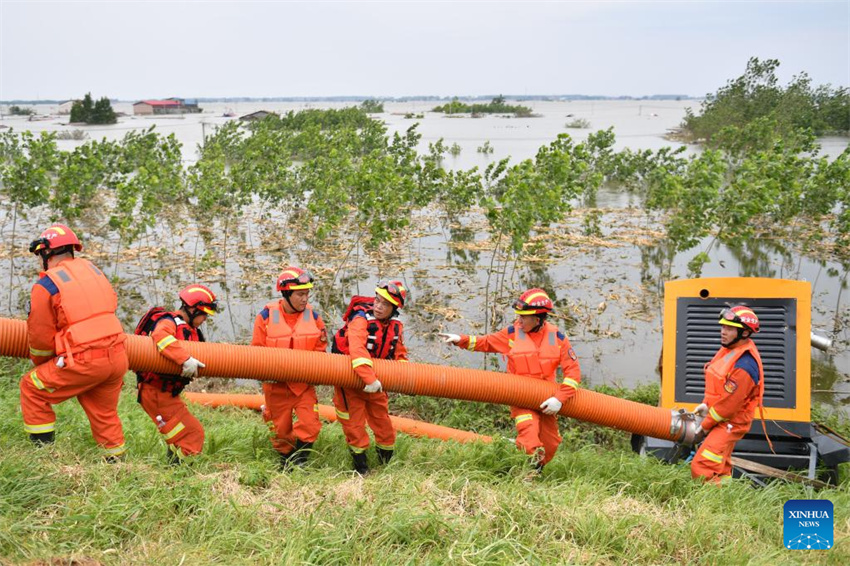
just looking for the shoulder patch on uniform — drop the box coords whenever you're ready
[557,331,566,341]
[568,348,577,361]
[723,379,738,394]
[312,311,319,320]
[260,307,270,320]
[36,276,59,296]
[734,352,760,385]
[507,326,515,335]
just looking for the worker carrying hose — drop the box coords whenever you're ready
[135,284,217,463]
[252,267,328,469]
[691,305,765,484]
[20,224,129,460]
[439,288,581,470]
[332,280,409,474]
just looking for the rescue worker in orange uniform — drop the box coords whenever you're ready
[331,280,409,474]
[136,285,216,463]
[252,267,328,469]
[691,305,764,484]
[439,288,581,470]
[20,224,129,459]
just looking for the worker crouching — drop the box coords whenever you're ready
[135,285,216,463]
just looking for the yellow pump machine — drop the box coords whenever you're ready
[634,277,849,484]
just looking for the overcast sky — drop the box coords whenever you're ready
[1,0,847,100]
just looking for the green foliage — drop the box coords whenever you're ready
[683,57,849,145]
[433,96,534,117]
[476,140,494,155]
[565,118,591,129]
[7,105,34,116]
[359,99,384,113]
[70,92,117,125]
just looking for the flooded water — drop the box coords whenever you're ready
[1,100,848,416]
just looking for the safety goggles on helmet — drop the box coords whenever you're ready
[278,270,314,291]
[376,279,406,307]
[28,238,50,255]
[718,307,758,333]
[196,301,219,316]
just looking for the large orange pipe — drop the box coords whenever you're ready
[0,317,684,442]
[183,391,493,443]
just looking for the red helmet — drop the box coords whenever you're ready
[29,224,83,255]
[376,279,407,308]
[179,284,218,316]
[719,305,759,334]
[514,288,553,315]
[276,267,314,292]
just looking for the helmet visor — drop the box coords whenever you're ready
[376,280,404,306]
[198,301,219,316]
[281,271,314,290]
[29,238,50,255]
[718,308,744,328]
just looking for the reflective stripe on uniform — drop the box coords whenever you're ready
[701,449,723,464]
[156,335,177,352]
[336,409,350,420]
[514,414,533,425]
[349,445,367,454]
[163,422,185,440]
[351,357,373,369]
[467,336,477,351]
[104,443,126,456]
[562,377,580,389]
[709,406,727,423]
[29,347,55,357]
[24,421,56,434]
[508,339,514,348]
[313,404,319,412]
[29,370,54,393]
[376,443,395,450]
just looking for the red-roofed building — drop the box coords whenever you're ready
[133,98,201,116]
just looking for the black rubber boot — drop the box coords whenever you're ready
[290,440,313,467]
[167,445,182,466]
[350,450,369,475]
[278,450,296,470]
[29,431,55,445]
[377,447,394,465]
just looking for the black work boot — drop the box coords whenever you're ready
[350,449,369,475]
[377,447,394,465]
[29,431,55,445]
[290,440,313,467]
[167,445,182,466]
[278,450,296,470]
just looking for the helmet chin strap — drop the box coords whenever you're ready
[722,328,748,348]
[530,314,546,333]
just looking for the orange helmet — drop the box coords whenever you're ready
[276,267,314,292]
[514,288,553,315]
[719,305,759,334]
[179,284,218,316]
[29,224,83,255]
[376,279,407,308]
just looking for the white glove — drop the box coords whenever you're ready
[694,403,708,417]
[539,397,563,415]
[363,379,383,393]
[181,356,205,378]
[437,332,461,344]
[55,356,66,368]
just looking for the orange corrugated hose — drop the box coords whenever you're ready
[182,391,492,443]
[0,317,676,441]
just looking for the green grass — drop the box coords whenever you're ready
[0,360,848,565]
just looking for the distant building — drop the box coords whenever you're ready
[239,110,276,121]
[133,98,202,116]
[58,100,78,115]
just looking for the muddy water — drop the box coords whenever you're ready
[1,101,848,415]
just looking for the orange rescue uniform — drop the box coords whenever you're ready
[20,257,128,456]
[692,340,764,483]
[252,302,327,455]
[333,314,407,454]
[137,314,205,457]
[456,321,581,465]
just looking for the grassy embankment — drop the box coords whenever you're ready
[0,357,847,565]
